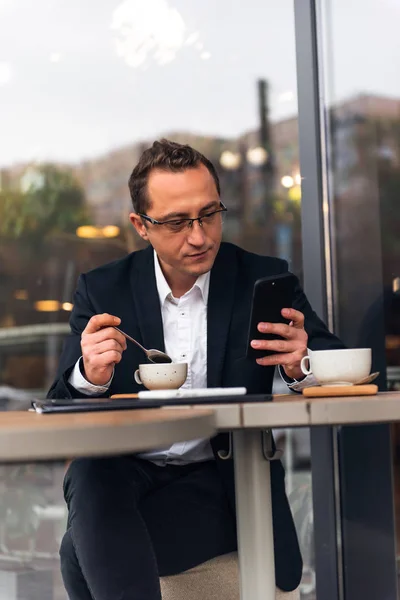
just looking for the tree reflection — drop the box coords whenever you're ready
[0,164,89,241]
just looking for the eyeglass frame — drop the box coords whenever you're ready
[137,201,228,231]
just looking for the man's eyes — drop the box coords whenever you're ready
[169,219,186,226]
[164,210,218,228]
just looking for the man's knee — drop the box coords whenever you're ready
[63,456,121,503]
[59,528,94,599]
[63,455,148,507]
[59,528,75,566]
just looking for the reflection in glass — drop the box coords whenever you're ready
[0,1,315,597]
[319,0,400,591]
[112,0,191,68]
[0,463,67,599]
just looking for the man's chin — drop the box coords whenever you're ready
[186,264,211,278]
[185,254,215,276]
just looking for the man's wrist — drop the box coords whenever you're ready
[281,366,306,383]
[80,359,113,387]
[278,364,319,392]
[280,371,301,385]
[69,358,114,394]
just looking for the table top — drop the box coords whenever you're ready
[0,408,216,462]
[2,391,400,462]
[182,391,400,429]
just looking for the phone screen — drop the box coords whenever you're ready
[246,273,297,360]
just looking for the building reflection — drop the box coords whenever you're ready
[0,91,399,392]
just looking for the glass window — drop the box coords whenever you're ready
[0,0,304,390]
[0,1,313,598]
[319,0,400,367]
[319,0,400,590]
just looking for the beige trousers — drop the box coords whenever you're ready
[160,552,300,600]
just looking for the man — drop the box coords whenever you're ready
[49,139,343,600]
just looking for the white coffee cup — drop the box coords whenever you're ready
[134,362,188,391]
[300,348,372,386]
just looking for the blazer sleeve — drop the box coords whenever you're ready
[273,258,344,349]
[291,277,345,350]
[46,274,109,400]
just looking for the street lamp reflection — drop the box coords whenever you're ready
[246,146,268,166]
[281,175,294,189]
[219,151,242,171]
[34,300,60,312]
[102,225,120,238]
[76,225,120,239]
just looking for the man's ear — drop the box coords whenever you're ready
[129,213,150,241]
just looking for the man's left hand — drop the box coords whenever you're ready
[251,308,308,380]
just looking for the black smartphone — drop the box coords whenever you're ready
[246,272,297,360]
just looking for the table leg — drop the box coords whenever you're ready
[233,429,276,600]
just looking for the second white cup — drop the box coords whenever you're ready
[134,362,188,391]
[300,348,372,386]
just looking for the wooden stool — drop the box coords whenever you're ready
[160,552,300,600]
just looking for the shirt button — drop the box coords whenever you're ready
[181,312,185,316]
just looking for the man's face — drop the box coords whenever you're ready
[130,165,223,283]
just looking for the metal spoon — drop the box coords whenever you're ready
[113,326,172,364]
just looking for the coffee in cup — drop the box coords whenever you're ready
[300,348,371,386]
[134,362,188,391]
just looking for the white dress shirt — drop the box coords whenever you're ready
[138,253,213,464]
[69,252,314,464]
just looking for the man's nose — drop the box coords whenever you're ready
[186,220,206,246]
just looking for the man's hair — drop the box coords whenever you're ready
[128,139,221,214]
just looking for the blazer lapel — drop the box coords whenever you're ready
[207,244,238,387]
[130,245,165,353]
[129,242,237,384]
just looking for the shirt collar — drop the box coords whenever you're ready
[153,250,210,306]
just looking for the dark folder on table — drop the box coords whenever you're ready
[32,394,272,414]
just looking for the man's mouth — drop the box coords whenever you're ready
[187,249,210,259]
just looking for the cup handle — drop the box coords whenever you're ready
[134,370,142,385]
[300,355,312,376]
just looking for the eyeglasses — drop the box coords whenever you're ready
[138,202,227,234]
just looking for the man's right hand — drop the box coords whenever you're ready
[81,314,127,386]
